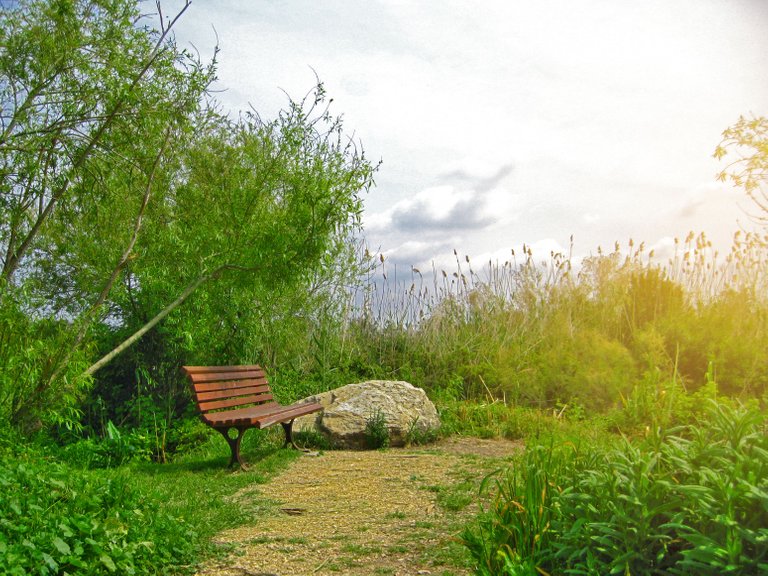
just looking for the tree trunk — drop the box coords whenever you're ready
[83,270,213,377]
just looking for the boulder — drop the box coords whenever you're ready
[294,380,440,449]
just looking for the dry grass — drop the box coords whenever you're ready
[195,439,522,576]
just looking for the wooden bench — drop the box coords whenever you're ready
[182,365,322,468]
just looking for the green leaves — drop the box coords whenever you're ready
[0,0,215,428]
[51,537,70,555]
[0,456,198,574]
[464,401,768,575]
[716,115,768,220]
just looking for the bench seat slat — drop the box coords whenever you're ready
[195,384,271,402]
[200,401,283,426]
[202,401,322,428]
[198,393,274,412]
[255,402,323,428]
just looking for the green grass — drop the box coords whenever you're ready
[435,479,475,512]
[342,542,382,556]
[126,427,301,539]
[11,386,760,576]
[385,510,407,520]
[463,400,768,575]
[435,397,620,445]
[344,232,768,418]
[0,425,300,575]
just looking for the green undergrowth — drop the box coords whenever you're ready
[0,426,299,575]
[463,400,768,575]
[435,398,618,447]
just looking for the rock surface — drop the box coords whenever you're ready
[294,380,440,449]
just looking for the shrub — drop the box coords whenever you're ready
[61,421,153,469]
[0,457,198,575]
[464,400,768,575]
[364,408,390,449]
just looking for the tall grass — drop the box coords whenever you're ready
[464,401,768,575]
[332,231,768,413]
[77,229,767,428]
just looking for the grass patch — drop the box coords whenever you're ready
[464,400,768,575]
[126,431,300,544]
[385,510,407,520]
[342,542,382,556]
[436,480,475,512]
[0,425,300,574]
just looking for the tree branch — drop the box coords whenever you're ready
[83,269,215,377]
[0,1,193,283]
[45,127,173,387]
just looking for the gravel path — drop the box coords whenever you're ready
[196,438,522,576]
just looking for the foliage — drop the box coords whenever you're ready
[464,400,768,575]
[715,115,768,224]
[0,457,198,575]
[348,231,768,413]
[365,408,390,449]
[0,425,302,575]
[0,0,377,433]
[82,89,376,434]
[404,416,440,446]
[0,290,92,432]
[61,420,157,469]
[0,0,214,430]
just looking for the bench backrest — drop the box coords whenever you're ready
[182,365,276,414]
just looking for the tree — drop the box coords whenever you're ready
[715,115,768,224]
[0,0,213,429]
[0,1,377,431]
[80,86,377,435]
[0,0,213,282]
[88,87,376,375]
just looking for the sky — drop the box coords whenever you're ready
[165,0,768,270]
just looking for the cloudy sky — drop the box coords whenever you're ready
[166,0,768,269]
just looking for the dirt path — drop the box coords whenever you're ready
[196,438,522,576]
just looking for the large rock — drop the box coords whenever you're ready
[294,380,440,449]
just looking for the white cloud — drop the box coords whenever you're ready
[648,236,678,263]
[382,239,457,269]
[165,0,768,267]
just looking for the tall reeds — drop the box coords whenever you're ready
[336,231,768,409]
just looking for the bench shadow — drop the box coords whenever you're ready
[131,446,287,475]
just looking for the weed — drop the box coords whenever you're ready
[0,430,301,575]
[385,510,407,520]
[364,408,390,449]
[436,480,475,512]
[293,429,335,450]
[0,456,198,574]
[405,415,440,446]
[342,542,382,555]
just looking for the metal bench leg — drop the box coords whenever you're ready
[281,419,309,451]
[217,427,248,469]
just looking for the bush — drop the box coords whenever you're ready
[364,408,390,449]
[0,294,93,433]
[0,457,198,575]
[61,421,153,469]
[464,400,768,575]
